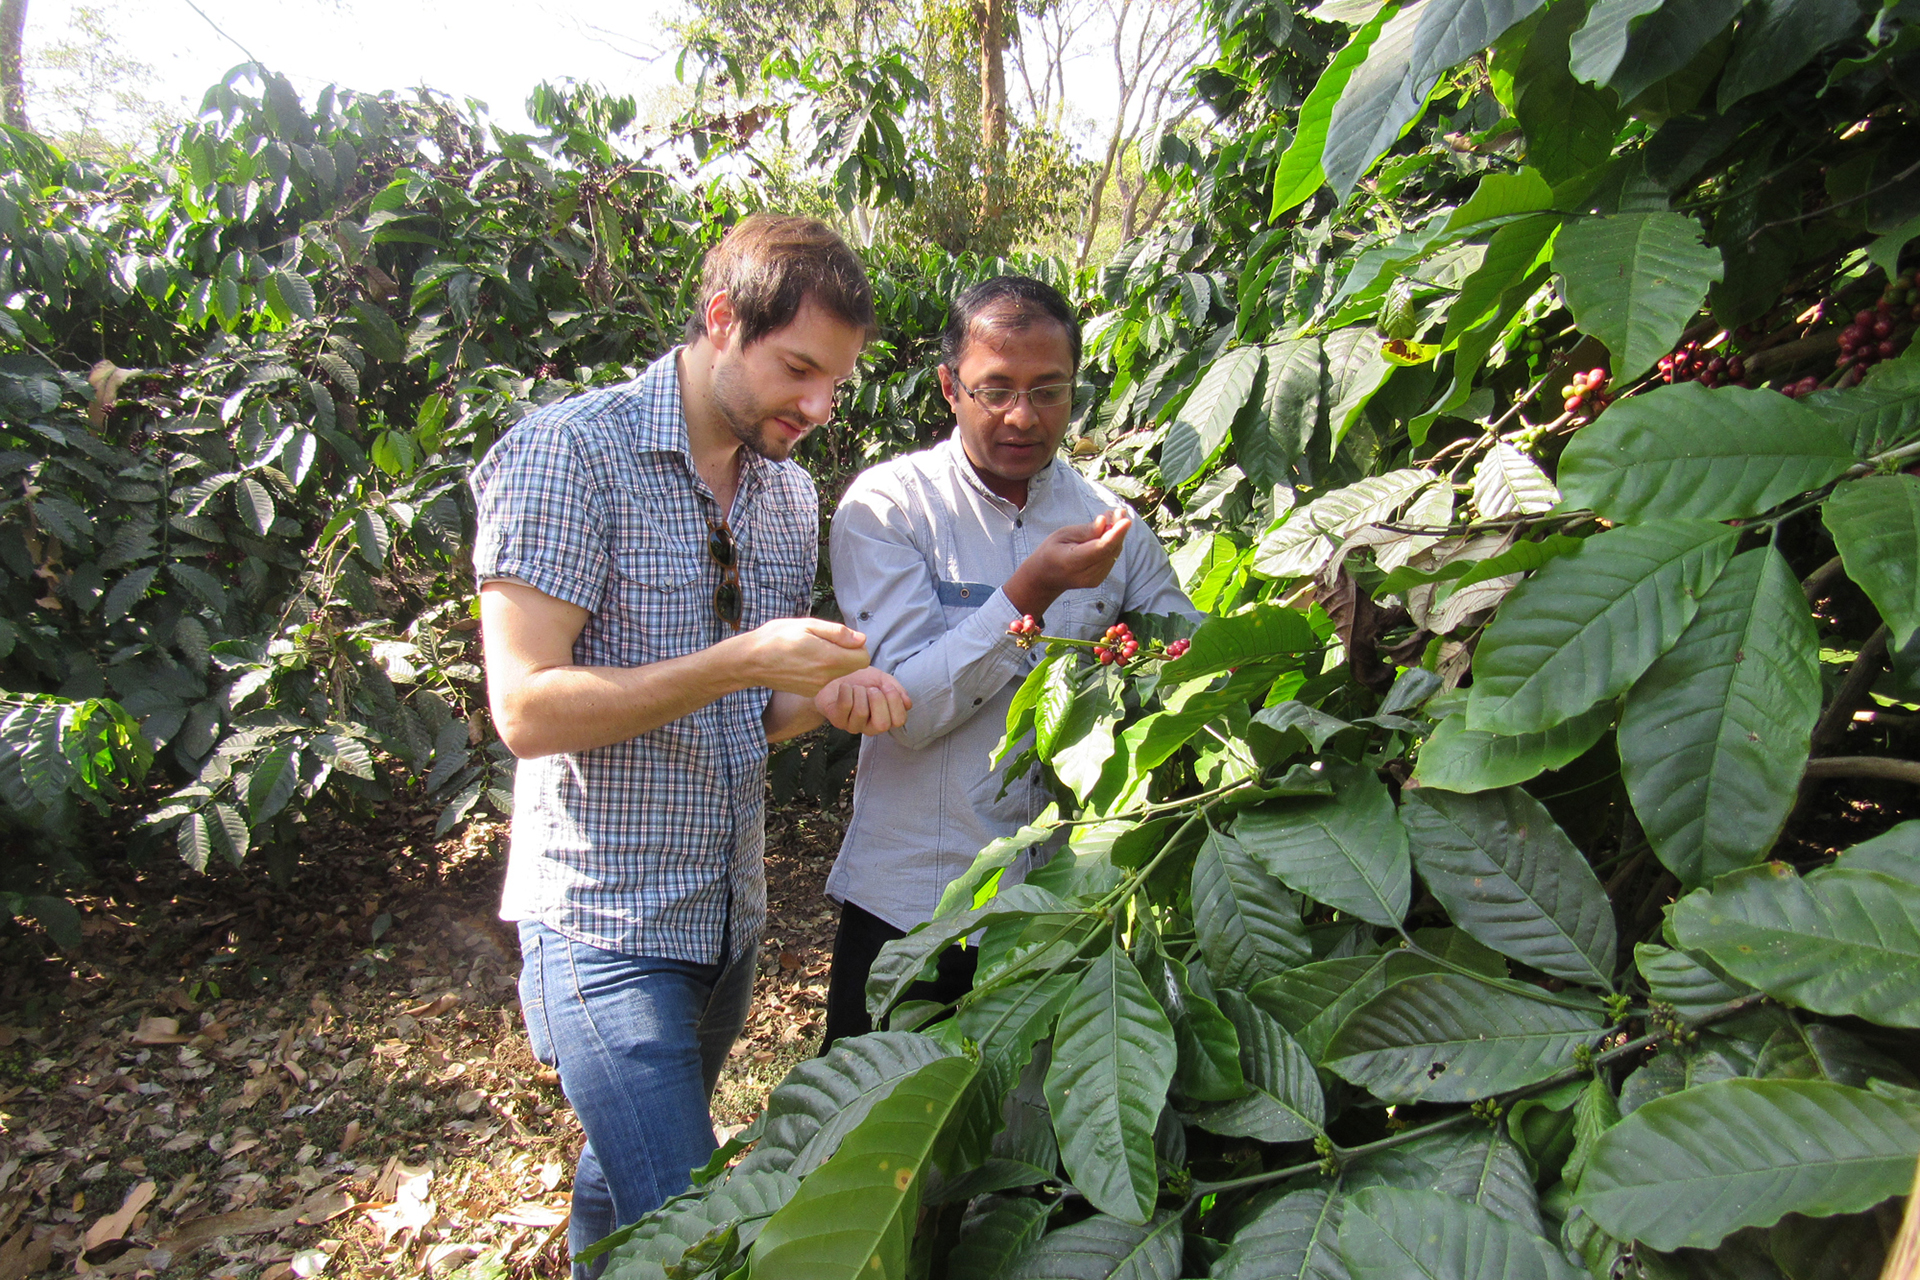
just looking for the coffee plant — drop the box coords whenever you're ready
[600,0,1920,1276]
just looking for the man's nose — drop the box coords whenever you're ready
[798,380,835,425]
[1005,394,1043,430]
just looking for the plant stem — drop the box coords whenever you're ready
[1186,993,1766,1202]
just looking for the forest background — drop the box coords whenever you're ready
[0,0,1918,1277]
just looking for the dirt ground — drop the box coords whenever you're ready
[0,795,849,1279]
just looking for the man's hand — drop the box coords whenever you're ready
[1005,508,1131,621]
[729,617,871,697]
[816,668,912,735]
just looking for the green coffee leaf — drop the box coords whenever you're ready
[1410,702,1613,793]
[1632,944,1755,1020]
[1212,1186,1346,1280]
[1467,520,1738,735]
[1577,1079,1920,1250]
[1345,1126,1543,1236]
[1138,944,1243,1103]
[1192,990,1324,1143]
[867,884,1073,1021]
[1326,973,1603,1102]
[1400,786,1616,988]
[1338,1186,1580,1279]
[1559,384,1855,522]
[1045,944,1177,1224]
[735,1032,956,1180]
[1164,345,1261,486]
[750,1055,979,1278]
[1157,602,1318,682]
[1670,864,1920,1028]
[1192,826,1312,987]
[1823,474,1920,648]
[1236,765,1410,929]
[1554,212,1725,378]
[1003,1209,1182,1279]
[1270,2,1399,217]
[1619,547,1821,886]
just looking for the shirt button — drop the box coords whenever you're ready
[1015,519,1023,528]
[1095,602,1105,612]
[972,697,982,706]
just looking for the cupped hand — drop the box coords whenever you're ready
[816,667,912,735]
[1015,507,1132,606]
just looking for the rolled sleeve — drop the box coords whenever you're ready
[831,492,1030,751]
[471,424,610,612]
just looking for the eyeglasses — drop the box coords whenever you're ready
[951,377,1075,412]
[707,517,742,631]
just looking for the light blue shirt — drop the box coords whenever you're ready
[826,436,1197,930]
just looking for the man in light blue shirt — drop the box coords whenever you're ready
[822,276,1197,1046]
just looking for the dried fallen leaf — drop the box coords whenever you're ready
[337,1120,362,1155]
[401,992,459,1019]
[294,1184,354,1226]
[83,1179,154,1251]
[363,1163,435,1244]
[492,1203,567,1228]
[535,1161,562,1193]
[131,1016,189,1046]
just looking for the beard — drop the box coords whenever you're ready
[710,357,796,462]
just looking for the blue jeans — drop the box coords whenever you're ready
[516,921,760,1278]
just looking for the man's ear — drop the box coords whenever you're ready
[705,291,739,350]
[936,363,960,408]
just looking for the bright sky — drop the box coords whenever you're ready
[26,0,693,137]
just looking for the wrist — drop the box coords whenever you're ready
[1004,563,1062,623]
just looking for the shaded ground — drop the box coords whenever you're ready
[0,795,847,1279]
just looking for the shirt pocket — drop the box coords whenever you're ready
[1053,584,1123,641]
[743,546,815,626]
[610,539,704,662]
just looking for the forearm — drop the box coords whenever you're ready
[493,645,747,758]
[765,691,826,743]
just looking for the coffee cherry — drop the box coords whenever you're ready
[1564,395,1584,413]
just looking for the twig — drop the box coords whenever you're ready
[1803,756,1920,786]
[178,0,261,65]
[1801,554,1847,606]
[1811,626,1890,751]
[1746,156,1920,243]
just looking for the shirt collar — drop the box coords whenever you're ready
[940,432,1060,512]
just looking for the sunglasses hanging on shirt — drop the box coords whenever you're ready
[707,517,743,630]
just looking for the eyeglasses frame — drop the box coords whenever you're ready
[948,374,1076,413]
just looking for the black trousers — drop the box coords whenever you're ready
[821,900,979,1052]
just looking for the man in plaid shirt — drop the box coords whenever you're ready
[472,215,910,1275]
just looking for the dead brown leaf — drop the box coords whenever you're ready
[82,1179,154,1251]
[86,361,133,429]
[401,992,459,1019]
[131,1016,189,1046]
[0,1222,53,1280]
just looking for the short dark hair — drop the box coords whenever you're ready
[939,275,1082,372]
[684,214,876,348]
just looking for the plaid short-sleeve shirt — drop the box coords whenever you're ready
[471,350,818,965]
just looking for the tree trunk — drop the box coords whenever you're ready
[0,0,28,132]
[978,0,1009,230]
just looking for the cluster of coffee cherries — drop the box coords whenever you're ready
[1778,374,1824,400]
[1165,637,1191,659]
[1008,615,1043,649]
[1560,367,1612,424]
[1094,622,1140,666]
[1657,342,1748,388]
[1836,300,1907,376]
